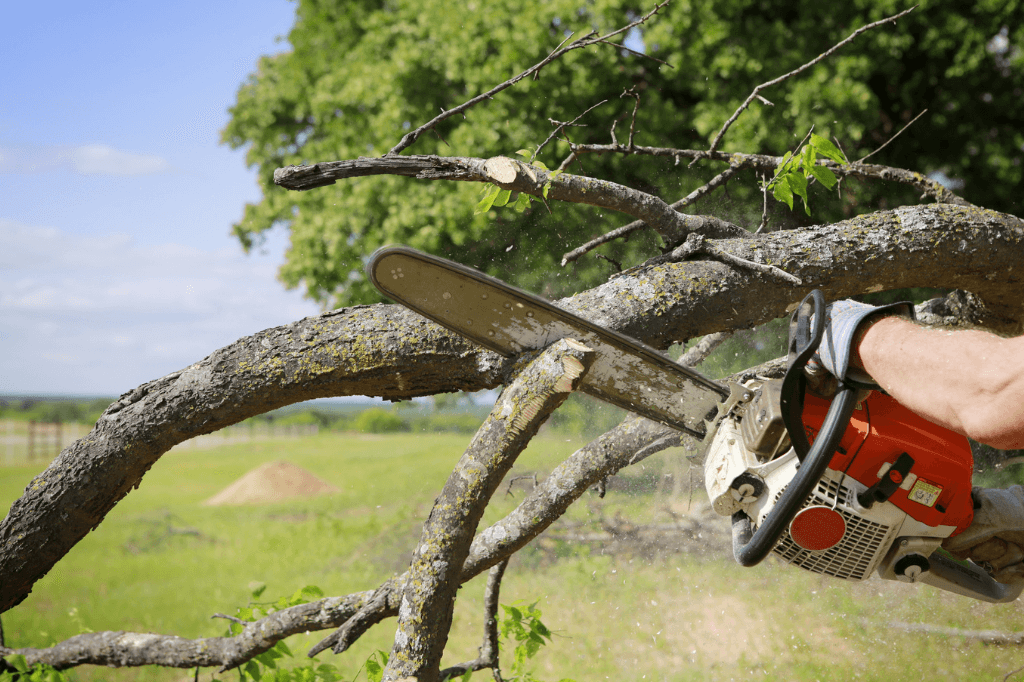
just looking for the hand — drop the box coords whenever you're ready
[804,298,915,387]
[942,487,1024,585]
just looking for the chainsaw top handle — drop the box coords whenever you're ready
[732,290,859,567]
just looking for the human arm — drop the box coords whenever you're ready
[854,317,1024,450]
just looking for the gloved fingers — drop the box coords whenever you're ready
[988,541,1024,572]
[949,538,1024,585]
[960,537,1007,563]
[942,487,1024,554]
[991,560,1024,585]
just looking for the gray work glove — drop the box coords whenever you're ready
[804,298,915,391]
[942,486,1024,584]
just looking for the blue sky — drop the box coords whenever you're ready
[0,1,328,396]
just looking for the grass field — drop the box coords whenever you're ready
[3,431,1024,682]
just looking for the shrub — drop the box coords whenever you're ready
[353,408,407,434]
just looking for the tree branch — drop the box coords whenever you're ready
[560,165,743,265]
[2,204,1021,616]
[644,233,803,285]
[273,154,745,245]
[0,592,375,670]
[437,559,508,682]
[564,145,973,206]
[383,338,597,682]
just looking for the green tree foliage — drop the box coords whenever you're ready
[0,398,112,425]
[353,406,408,433]
[223,0,1024,307]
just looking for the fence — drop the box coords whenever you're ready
[0,420,319,466]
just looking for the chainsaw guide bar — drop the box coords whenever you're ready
[367,246,728,437]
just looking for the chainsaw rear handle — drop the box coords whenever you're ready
[732,289,856,567]
[732,384,859,567]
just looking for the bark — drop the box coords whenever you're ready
[1,204,1021,617]
[564,145,973,207]
[0,592,373,670]
[383,339,596,682]
[273,155,746,243]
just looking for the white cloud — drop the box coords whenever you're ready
[61,144,170,175]
[0,220,323,395]
[0,143,170,176]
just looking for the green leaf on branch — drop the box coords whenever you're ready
[293,585,324,603]
[809,164,838,189]
[493,188,512,207]
[801,143,817,171]
[245,661,263,682]
[772,176,795,210]
[4,656,28,674]
[475,184,502,214]
[364,651,388,682]
[788,171,810,214]
[809,133,848,164]
[513,192,531,212]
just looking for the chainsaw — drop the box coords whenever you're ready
[367,245,1022,603]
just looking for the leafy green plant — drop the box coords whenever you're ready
[764,133,848,215]
[499,601,574,682]
[228,585,343,682]
[1,655,69,682]
[362,651,388,682]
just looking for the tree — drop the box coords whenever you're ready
[2,4,1024,682]
[222,0,1024,306]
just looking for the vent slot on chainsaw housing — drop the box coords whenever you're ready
[771,476,898,581]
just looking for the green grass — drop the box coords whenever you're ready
[3,432,1024,682]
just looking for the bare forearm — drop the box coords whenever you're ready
[856,317,1024,449]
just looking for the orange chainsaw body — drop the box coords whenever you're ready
[802,391,974,536]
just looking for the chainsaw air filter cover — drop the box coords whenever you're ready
[789,506,847,551]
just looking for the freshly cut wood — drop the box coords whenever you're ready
[203,460,339,506]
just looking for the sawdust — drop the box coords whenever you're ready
[202,460,340,506]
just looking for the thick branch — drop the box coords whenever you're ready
[383,338,596,682]
[0,593,374,670]
[2,204,1021,616]
[0,306,510,614]
[273,154,744,244]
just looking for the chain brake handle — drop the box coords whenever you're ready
[780,290,826,460]
[733,289,859,567]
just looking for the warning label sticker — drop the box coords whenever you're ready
[909,479,942,508]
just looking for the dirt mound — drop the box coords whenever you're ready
[202,460,340,506]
